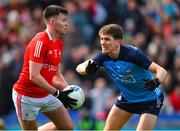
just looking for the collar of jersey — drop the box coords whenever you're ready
[45,29,53,41]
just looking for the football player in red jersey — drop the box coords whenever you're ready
[12,5,77,130]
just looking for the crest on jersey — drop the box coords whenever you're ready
[126,69,131,73]
[48,50,53,55]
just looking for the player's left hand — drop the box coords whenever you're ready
[86,60,99,75]
[143,78,160,91]
[57,90,78,109]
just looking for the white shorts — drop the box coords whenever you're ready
[12,89,62,121]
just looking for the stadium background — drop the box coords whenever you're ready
[0,0,180,130]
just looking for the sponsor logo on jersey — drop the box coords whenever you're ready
[42,63,57,71]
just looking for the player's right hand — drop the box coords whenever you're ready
[85,60,99,75]
[143,78,160,91]
[57,90,77,109]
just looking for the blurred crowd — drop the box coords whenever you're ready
[0,0,180,130]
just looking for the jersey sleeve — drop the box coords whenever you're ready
[132,48,152,69]
[92,53,111,66]
[29,39,47,63]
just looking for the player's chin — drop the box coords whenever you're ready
[61,31,67,35]
[102,50,109,54]
[60,29,67,34]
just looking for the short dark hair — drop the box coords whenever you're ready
[43,5,68,21]
[99,24,124,39]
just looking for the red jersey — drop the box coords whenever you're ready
[168,91,180,112]
[14,30,63,98]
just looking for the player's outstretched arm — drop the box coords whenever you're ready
[76,59,93,75]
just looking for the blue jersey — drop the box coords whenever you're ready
[93,45,161,102]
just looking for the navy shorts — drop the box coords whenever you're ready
[115,93,164,116]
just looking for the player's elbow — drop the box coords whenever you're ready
[161,67,168,78]
[158,66,168,83]
[29,72,39,82]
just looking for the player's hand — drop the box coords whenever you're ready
[85,60,99,75]
[57,90,77,109]
[143,78,160,91]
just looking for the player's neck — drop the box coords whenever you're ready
[46,27,60,42]
[108,46,120,59]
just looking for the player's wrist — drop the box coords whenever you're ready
[53,89,60,97]
[155,78,161,84]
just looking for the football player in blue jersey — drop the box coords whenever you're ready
[76,24,167,130]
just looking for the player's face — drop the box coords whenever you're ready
[54,13,69,35]
[100,34,118,54]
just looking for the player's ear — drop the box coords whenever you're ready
[48,17,55,25]
[116,39,122,45]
